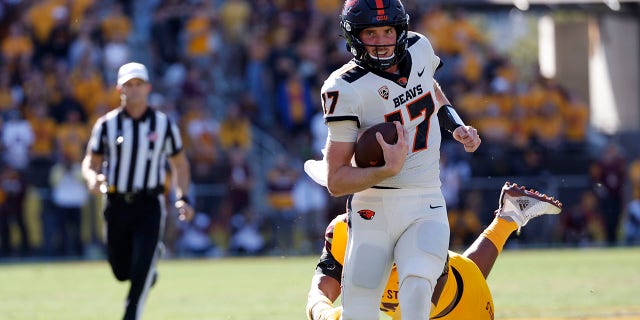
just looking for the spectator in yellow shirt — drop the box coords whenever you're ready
[1,22,34,70]
[56,109,89,163]
[100,2,132,43]
[219,102,252,152]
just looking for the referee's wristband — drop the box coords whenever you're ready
[177,196,190,205]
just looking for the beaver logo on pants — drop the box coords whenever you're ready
[358,209,376,220]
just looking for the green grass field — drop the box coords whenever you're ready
[1,247,639,320]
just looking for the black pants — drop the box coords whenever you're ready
[0,206,30,257]
[52,205,83,257]
[104,193,165,320]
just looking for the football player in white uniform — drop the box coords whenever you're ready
[319,0,481,319]
[305,182,563,320]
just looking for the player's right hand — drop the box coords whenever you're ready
[317,306,342,320]
[378,121,409,176]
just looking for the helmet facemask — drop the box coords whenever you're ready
[340,0,409,70]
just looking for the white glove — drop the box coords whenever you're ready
[307,295,342,320]
[317,306,342,320]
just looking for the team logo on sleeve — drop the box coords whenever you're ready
[358,209,376,220]
[378,86,389,100]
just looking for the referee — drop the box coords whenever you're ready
[82,62,194,320]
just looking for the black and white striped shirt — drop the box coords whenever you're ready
[87,107,183,193]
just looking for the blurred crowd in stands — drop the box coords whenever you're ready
[0,0,639,261]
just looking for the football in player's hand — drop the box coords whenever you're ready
[354,122,398,168]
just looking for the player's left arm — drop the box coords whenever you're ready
[307,271,342,320]
[433,81,481,152]
[168,150,194,221]
[307,226,344,320]
[308,272,341,306]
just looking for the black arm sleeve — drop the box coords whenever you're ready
[437,104,465,133]
[315,250,343,283]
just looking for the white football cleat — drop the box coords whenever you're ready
[498,182,563,231]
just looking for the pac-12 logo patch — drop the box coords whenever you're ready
[358,209,376,220]
[378,86,389,100]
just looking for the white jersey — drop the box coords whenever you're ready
[320,31,443,189]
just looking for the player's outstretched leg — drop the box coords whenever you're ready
[498,181,563,229]
[464,181,564,278]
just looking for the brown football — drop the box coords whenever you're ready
[354,122,398,168]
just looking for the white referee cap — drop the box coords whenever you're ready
[117,62,149,88]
